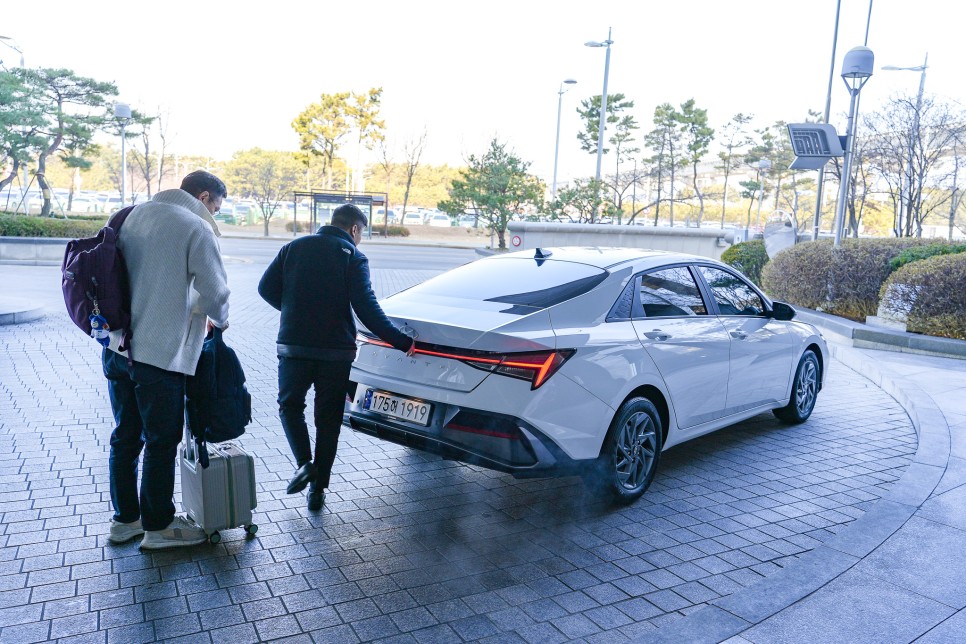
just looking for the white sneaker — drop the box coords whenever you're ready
[139,516,208,550]
[108,518,144,544]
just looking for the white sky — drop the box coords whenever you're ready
[3,0,964,187]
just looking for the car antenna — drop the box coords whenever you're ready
[534,248,552,259]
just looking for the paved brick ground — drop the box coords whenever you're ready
[0,262,916,643]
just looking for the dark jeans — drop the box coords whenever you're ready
[278,357,352,490]
[102,349,185,531]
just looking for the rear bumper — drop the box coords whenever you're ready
[344,403,587,478]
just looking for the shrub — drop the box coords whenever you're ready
[826,238,939,319]
[721,240,768,286]
[761,237,939,320]
[284,220,315,233]
[880,253,966,340]
[0,214,104,238]
[761,239,834,310]
[386,225,409,237]
[889,242,966,271]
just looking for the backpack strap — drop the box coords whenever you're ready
[107,205,136,233]
[108,205,137,365]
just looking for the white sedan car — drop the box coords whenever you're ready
[347,247,828,503]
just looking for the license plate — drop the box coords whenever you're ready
[363,389,432,426]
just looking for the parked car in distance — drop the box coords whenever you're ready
[67,195,103,213]
[427,213,452,227]
[374,208,398,225]
[214,201,236,225]
[457,214,478,228]
[102,196,124,214]
[347,247,828,504]
[233,201,259,225]
[402,212,424,226]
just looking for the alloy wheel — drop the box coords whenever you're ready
[615,411,658,491]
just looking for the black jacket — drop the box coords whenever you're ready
[257,226,412,360]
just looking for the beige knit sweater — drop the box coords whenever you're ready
[107,189,230,375]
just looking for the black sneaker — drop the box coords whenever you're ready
[307,485,324,512]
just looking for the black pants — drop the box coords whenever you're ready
[277,356,352,489]
[102,349,185,531]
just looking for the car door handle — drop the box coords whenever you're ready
[643,331,671,341]
[730,331,748,340]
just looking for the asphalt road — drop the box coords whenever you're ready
[0,239,480,314]
[220,236,479,272]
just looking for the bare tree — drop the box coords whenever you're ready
[716,113,754,226]
[155,108,172,192]
[375,138,397,234]
[400,129,426,217]
[863,94,966,236]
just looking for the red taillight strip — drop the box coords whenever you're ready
[502,353,558,388]
[356,333,572,389]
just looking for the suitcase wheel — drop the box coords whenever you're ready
[245,524,258,536]
[209,531,221,544]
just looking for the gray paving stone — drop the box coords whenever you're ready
[853,516,966,608]
[742,569,953,644]
[49,611,98,639]
[0,618,50,644]
[0,260,928,642]
[208,623,258,644]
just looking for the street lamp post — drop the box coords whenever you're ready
[833,46,874,247]
[754,158,772,232]
[882,54,927,237]
[552,79,577,200]
[585,29,613,183]
[114,103,132,207]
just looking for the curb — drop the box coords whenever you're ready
[643,340,951,643]
[0,297,45,325]
[795,307,966,361]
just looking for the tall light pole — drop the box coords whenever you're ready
[114,103,132,207]
[833,46,874,247]
[552,79,577,199]
[882,54,927,237]
[754,158,772,231]
[585,28,613,183]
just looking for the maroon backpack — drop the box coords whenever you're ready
[62,206,136,357]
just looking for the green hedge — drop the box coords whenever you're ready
[889,243,966,271]
[283,221,411,237]
[761,237,940,321]
[284,221,315,233]
[721,240,768,286]
[880,253,966,340]
[0,214,105,238]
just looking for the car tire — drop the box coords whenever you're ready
[773,350,820,424]
[587,397,663,505]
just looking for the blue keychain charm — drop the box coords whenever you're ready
[89,313,111,346]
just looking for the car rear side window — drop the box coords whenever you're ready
[638,267,708,317]
[698,266,765,316]
[405,258,608,309]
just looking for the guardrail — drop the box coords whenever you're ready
[505,222,736,260]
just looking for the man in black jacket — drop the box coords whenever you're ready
[258,204,414,510]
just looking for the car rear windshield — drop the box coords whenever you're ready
[404,258,608,309]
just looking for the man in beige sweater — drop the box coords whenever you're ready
[102,171,231,550]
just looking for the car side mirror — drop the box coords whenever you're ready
[770,301,796,321]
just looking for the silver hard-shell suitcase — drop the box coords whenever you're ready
[180,431,258,543]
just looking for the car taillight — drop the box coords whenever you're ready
[356,333,574,390]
